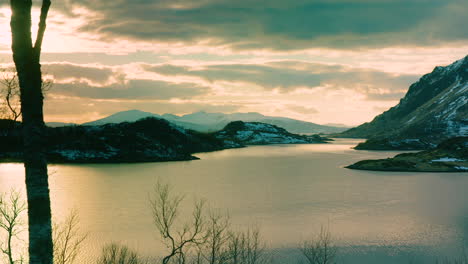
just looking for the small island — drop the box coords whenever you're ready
[347,137,468,172]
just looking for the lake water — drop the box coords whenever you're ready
[0,139,467,263]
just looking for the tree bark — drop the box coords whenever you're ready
[9,0,53,263]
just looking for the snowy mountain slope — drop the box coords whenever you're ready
[339,55,468,150]
[214,121,331,145]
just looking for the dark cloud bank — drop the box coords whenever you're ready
[52,0,468,50]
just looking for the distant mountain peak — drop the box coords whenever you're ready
[122,109,144,113]
[107,109,154,116]
[82,109,160,126]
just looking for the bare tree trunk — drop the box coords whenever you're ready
[9,0,53,264]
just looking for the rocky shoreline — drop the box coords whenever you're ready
[347,137,468,172]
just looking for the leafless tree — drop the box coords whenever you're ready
[299,226,337,264]
[150,180,207,264]
[0,70,53,122]
[197,211,230,264]
[435,247,468,264]
[9,0,54,262]
[53,210,88,264]
[98,243,142,264]
[0,72,21,122]
[0,190,90,264]
[226,226,266,264]
[0,190,27,264]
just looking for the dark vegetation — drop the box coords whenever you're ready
[353,138,434,151]
[0,118,332,164]
[0,117,237,163]
[347,137,468,172]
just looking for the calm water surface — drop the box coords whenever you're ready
[0,139,467,263]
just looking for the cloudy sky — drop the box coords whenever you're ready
[0,0,467,126]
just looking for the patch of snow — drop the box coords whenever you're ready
[431,157,464,162]
[460,125,468,136]
[445,56,466,72]
[406,116,417,124]
[394,139,421,144]
[244,123,280,133]
[236,130,254,140]
[223,140,240,148]
[435,94,467,131]
[446,120,468,137]
[456,82,468,95]
[54,150,116,161]
[437,77,460,104]
[455,166,468,171]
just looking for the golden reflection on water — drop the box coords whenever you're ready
[0,139,467,262]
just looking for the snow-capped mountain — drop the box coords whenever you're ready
[82,110,161,126]
[339,55,468,150]
[83,110,348,134]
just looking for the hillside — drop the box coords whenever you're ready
[339,55,468,150]
[0,118,330,163]
[0,118,232,163]
[214,121,331,146]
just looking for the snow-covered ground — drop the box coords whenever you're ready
[431,157,464,162]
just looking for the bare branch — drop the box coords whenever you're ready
[34,0,51,57]
[198,210,230,264]
[53,210,88,264]
[0,69,52,121]
[299,226,337,264]
[226,226,266,264]
[98,243,141,264]
[150,180,208,264]
[0,190,27,264]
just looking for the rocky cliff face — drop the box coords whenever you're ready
[339,55,468,150]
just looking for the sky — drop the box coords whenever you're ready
[0,0,467,126]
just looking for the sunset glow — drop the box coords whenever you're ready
[0,1,467,125]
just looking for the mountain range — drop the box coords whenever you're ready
[339,55,468,150]
[78,110,348,134]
